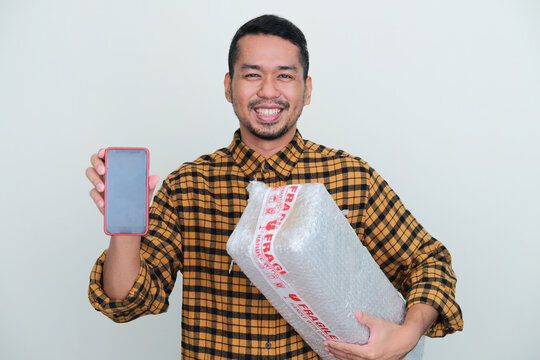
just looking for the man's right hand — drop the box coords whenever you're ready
[86,148,160,215]
[86,148,160,300]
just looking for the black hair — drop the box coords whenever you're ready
[228,15,309,81]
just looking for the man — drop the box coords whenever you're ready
[87,15,463,359]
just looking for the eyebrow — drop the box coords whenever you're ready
[240,64,261,70]
[240,64,298,72]
[278,65,298,72]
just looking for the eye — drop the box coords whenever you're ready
[245,73,260,78]
[278,74,294,79]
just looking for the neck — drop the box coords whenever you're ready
[239,127,296,159]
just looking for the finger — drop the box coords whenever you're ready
[325,342,360,359]
[325,341,346,359]
[89,188,105,214]
[86,167,105,192]
[90,152,105,176]
[326,340,375,360]
[148,175,160,191]
[355,310,377,329]
[324,341,333,358]
[97,148,105,159]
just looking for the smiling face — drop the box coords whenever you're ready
[225,34,312,153]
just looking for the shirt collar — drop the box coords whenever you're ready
[228,129,305,180]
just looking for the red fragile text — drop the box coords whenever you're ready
[288,293,339,340]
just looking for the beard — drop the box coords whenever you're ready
[239,116,298,140]
[231,89,304,141]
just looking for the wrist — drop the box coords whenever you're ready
[403,303,439,338]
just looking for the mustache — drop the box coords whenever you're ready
[248,99,290,111]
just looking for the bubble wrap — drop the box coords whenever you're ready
[227,182,424,359]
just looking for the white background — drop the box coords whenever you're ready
[1,1,539,359]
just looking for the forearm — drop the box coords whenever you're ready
[103,235,142,300]
[405,240,463,336]
[403,303,438,338]
[89,242,172,323]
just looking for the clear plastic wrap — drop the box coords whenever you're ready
[227,182,424,359]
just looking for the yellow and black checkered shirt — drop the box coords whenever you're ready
[89,130,463,359]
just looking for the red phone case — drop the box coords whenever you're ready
[104,147,150,236]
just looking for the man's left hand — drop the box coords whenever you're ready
[324,309,423,360]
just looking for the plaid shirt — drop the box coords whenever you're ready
[89,130,463,359]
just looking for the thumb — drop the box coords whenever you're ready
[355,310,378,329]
[149,175,160,192]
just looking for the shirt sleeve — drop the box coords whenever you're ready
[359,166,463,337]
[88,178,183,323]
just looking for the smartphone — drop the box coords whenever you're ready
[104,147,149,236]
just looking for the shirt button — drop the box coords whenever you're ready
[265,342,271,349]
[264,162,269,169]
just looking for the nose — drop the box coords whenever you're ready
[257,77,280,99]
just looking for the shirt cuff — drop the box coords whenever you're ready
[88,250,151,323]
[406,285,464,337]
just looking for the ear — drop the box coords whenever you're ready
[224,72,232,103]
[304,76,312,105]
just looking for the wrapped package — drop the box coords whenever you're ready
[227,182,424,359]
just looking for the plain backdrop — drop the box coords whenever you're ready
[1,1,539,359]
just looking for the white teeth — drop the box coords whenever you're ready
[256,108,281,116]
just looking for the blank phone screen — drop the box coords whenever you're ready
[105,149,148,234]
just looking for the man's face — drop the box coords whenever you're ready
[225,34,312,142]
